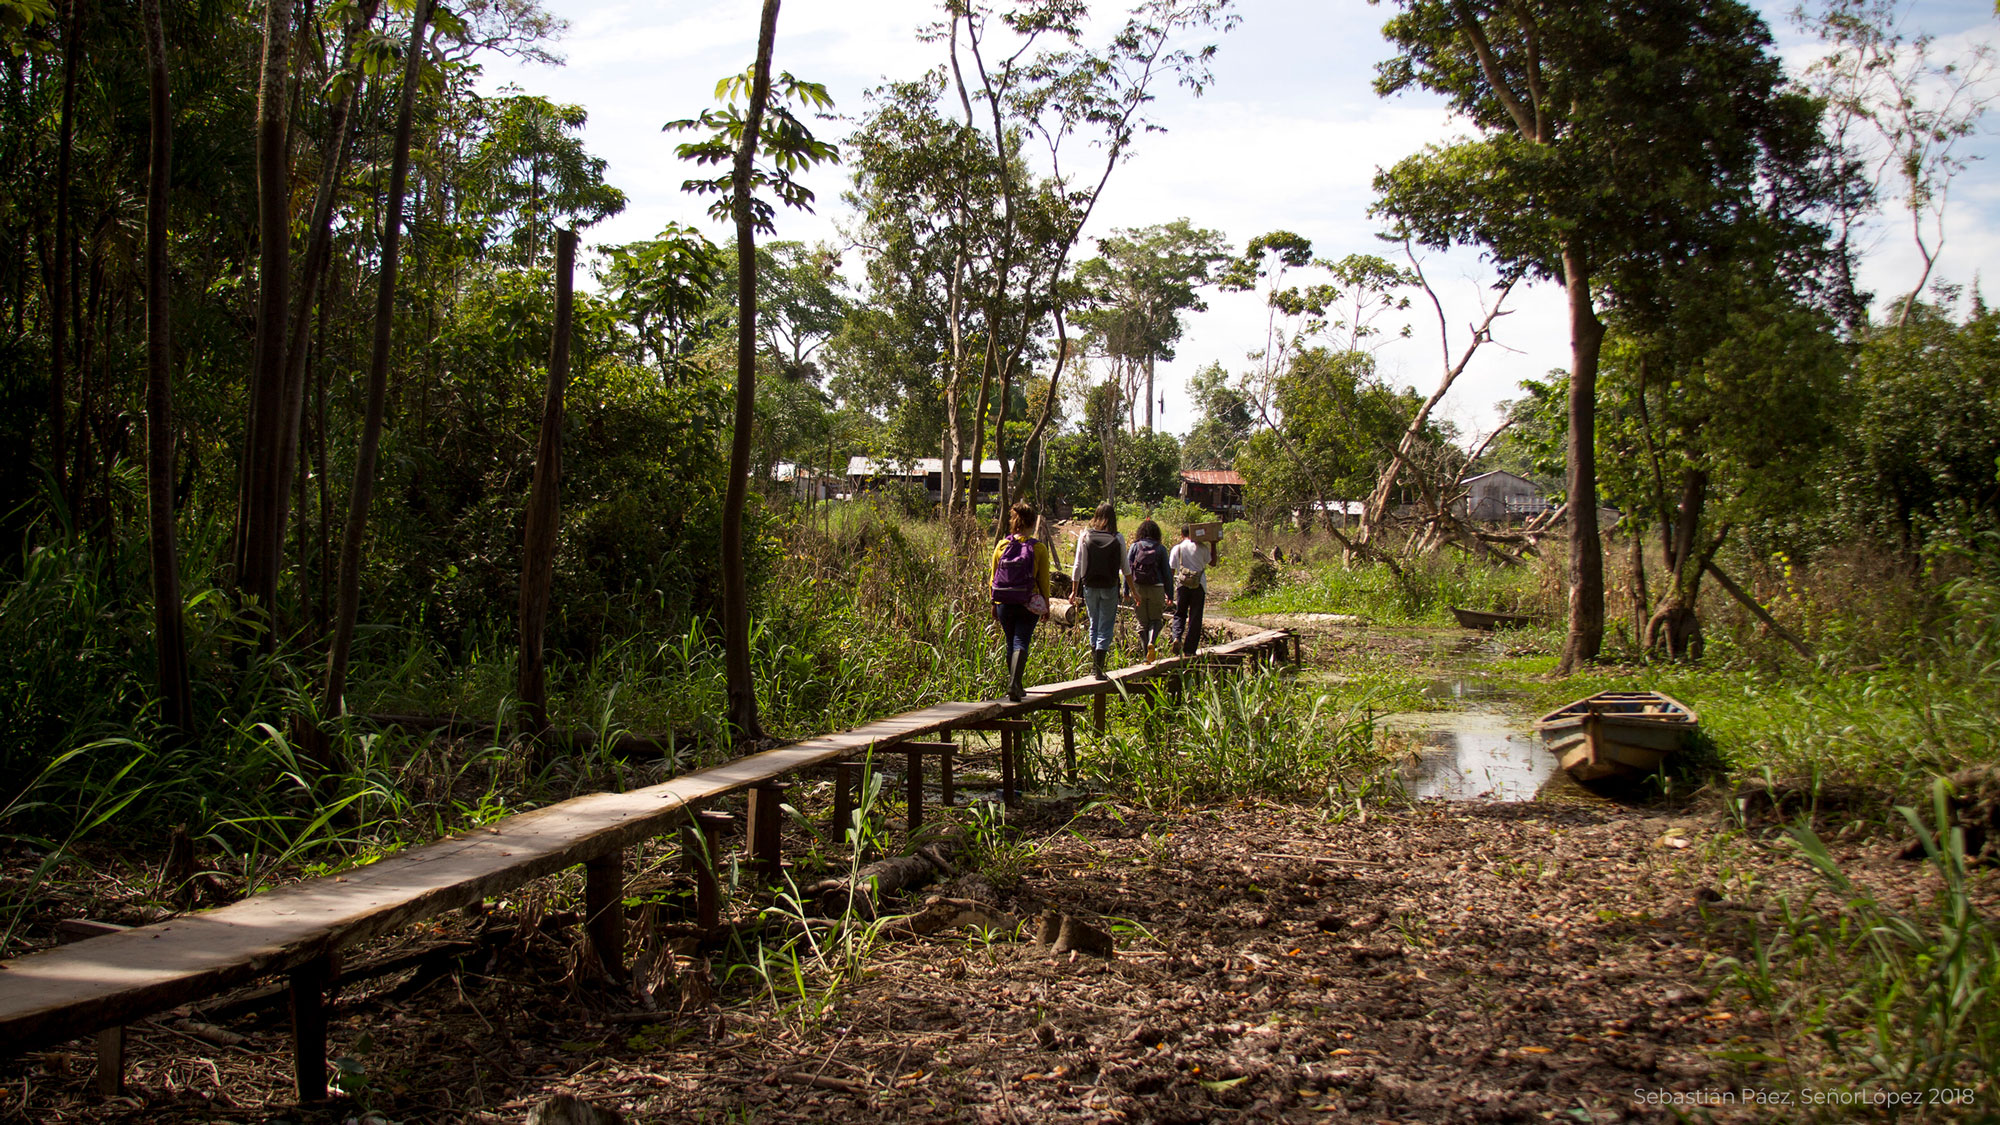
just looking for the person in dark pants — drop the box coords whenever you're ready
[1168,524,1219,656]
[1127,518,1169,661]
[989,501,1052,702]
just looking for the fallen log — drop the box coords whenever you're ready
[807,831,965,918]
[1704,563,1814,660]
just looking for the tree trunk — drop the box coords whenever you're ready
[517,228,576,733]
[49,0,81,509]
[1557,241,1604,675]
[1646,469,1709,661]
[141,0,192,737]
[721,0,781,748]
[271,0,384,585]
[1144,354,1154,432]
[322,0,431,717]
[236,0,296,633]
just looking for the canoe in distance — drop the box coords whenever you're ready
[1450,606,1537,630]
[1535,691,1699,782]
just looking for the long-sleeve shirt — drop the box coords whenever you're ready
[1168,539,1214,591]
[1071,529,1131,591]
[989,535,1052,598]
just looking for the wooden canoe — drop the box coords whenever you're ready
[1450,606,1537,630]
[1535,691,1698,782]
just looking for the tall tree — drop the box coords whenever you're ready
[140,0,190,735]
[1072,219,1229,434]
[323,0,434,717]
[1372,0,1830,673]
[667,11,838,747]
[516,228,576,733]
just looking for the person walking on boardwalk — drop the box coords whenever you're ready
[1169,524,1220,656]
[1127,518,1170,662]
[990,501,1052,702]
[1070,501,1132,679]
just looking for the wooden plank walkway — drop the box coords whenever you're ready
[0,623,1291,1093]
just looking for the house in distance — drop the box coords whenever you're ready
[1457,470,1551,523]
[1179,469,1245,520]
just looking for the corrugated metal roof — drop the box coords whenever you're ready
[1179,469,1245,486]
[846,457,1011,477]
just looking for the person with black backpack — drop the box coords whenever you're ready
[1127,518,1169,662]
[989,501,1052,702]
[1069,501,1132,679]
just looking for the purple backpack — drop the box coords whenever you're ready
[992,537,1037,604]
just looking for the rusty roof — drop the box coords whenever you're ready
[1179,469,1244,486]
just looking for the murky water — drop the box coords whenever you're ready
[1377,711,1562,802]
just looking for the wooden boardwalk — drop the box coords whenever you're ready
[0,624,1293,1098]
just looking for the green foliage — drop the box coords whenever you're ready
[1079,667,1384,809]
[1841,301,2000,547]
[1180,361,1253,471]
[665,69,840,233]
[1719,788,2000,1109]
[1236,348,1416,519]
[1229,552,1545,626]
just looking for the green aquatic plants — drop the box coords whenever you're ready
[1081,665,1384,809]
[1718,782,1999,1114]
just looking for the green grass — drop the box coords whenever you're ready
[1225,548,1550,626]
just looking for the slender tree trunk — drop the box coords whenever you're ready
[236,0,296,634]
[141,0,191,735]
[1144,354,1154,432]
[49,0,81,508]
[322,0,431,717]
[1002,304,1069,536]
[721,0,781,747]
[1557,242,1604,675]
[272,0,383,579]
[517,228,576,734]
[1647,469,1709,660]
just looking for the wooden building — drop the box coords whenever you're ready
[1178,469,1245,519]
[846,457,1011,502]
[1457,470,1550,523]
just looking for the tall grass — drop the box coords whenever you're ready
[1718,784,1999,1119]
[1225,547,1553,625]
[1075,665,1387,809]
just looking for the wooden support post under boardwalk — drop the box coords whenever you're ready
[1048,703,1084,784]
[688,810,733,930]
[900,742,956,808]
[289,954,333,1101]
[94,1026,123,1096]
[964,719,1029,807]
[831,761,864,848]
[1093,691,1106,737]
[746,782,789,886]
[583,849,624,977]
[1000,728,1017,807]
[904,747,925,835]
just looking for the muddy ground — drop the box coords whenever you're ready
[4,787,1973,1125]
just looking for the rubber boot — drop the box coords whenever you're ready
[1006,648,1027,702]
[1092,648,1108,680]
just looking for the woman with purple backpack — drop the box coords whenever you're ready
[989,501,1052,702]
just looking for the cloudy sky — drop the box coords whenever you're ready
[477,0,2000,442]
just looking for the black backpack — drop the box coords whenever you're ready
[1129,538,1165,585]
[1080,530,1121,588]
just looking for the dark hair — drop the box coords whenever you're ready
[1136,518,1161,543]
[1180,524,1196,539]
[1090,501,1117,533]
[1009,501,1037,536]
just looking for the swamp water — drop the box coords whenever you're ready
[1377,677,1590,802]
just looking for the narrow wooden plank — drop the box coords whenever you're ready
[0,635,1297,1054]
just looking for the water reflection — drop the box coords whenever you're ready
[1378,712,1559,802]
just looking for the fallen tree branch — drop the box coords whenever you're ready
[1704,563,1814,660]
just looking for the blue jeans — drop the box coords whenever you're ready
[1083,586,1120,653]
[994,602,1037,658]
